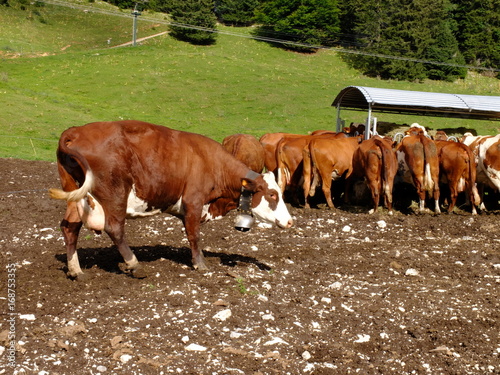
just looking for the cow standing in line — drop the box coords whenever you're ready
[259,132,305,173]
[49,121,293,280]
[434,134,480,214]
[395,125,441,213]
[259,131,338,174]
[302,136,361,209]
[276,132,346,205]
[345,136,398,214]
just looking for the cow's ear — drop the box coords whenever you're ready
[241,178,257,191]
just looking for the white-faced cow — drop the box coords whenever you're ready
[461,132,500,209]
[49,121,293,280]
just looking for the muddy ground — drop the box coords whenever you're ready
[0,158,499,375]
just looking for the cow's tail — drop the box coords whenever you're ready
[465,145,481,207]
[373,138,389,185]
[276,144,289,193]
[308,143,322,196]
[49,136,94,202]
[421,136,437,192]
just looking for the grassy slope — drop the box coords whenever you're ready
[1,1,500,161]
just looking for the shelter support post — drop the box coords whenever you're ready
[336,103,342,133]
[365,105,372,139]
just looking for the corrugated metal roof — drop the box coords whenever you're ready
[332,86,500,120]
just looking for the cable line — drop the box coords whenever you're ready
[37,0,500,72]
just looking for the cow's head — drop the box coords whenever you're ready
[236,172,293,231]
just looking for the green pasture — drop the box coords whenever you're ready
[1,1,500,161]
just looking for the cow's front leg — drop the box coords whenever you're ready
[183,208,207,270]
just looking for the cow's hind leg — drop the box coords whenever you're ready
[368,182,380,215]
[105,215,146,278]
[61,202,85,280]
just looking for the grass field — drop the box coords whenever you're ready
[1,1,500,161]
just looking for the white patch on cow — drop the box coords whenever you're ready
[277,166,289,192]
[423,162,434,192]
[331,170,341,179]
[251,172,293,228]
[126,185,161,218]
[76,193,105,231]
[457,177,466,192]
[164,196,184,216]
[485,165,500,191]
[201,203,223,223]
[409,123,428,136]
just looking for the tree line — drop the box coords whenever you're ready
[153,0,499,82]
[6,0,500,81]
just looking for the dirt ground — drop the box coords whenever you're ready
[0,158,499,375]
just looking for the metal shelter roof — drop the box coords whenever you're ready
[332,86,500,121]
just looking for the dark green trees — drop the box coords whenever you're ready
[168,0,217,45]
[215,0,259,26]
[340,0,466,81]
[253,0,340,52]
[452,0,500,71]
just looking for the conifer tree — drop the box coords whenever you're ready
[215,0,259,26]
[169,0,217,45]
[253,0,340,52]
[451,0,500,71]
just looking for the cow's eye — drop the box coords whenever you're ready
[269,190,278,201]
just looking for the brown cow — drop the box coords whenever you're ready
[346,136,398,214]
[435,139,480,214]
[259,132,304,173]
[276,132,346,204]
[434,130,449,141]
[395,134,441,213]
[49,121,293,280]
[302,136,361,209]
[222,133,265,173]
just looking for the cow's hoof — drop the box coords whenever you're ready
[68,272,89,282]
[193,262,208,271]
[131,267,147,279]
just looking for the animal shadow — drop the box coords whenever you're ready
[54,244,271,276]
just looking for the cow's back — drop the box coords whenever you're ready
[222,134,265,173]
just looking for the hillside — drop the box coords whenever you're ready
[1,1,499,161]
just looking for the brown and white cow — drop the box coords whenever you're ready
[49,121,293,280]
[222,133,265,173]
[395,132,441,213]
[346,136,398,214]
[302,136,361,209]
[435,139,480,214]
[461,132,500,209]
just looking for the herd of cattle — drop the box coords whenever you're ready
[223,123,500,216]
[48,120,499,279]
